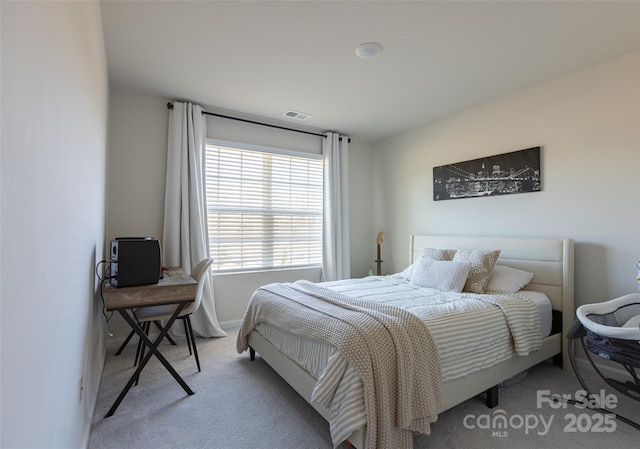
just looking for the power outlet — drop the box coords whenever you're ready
[78,372,84,405]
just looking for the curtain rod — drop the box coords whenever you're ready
[167,102,350,142]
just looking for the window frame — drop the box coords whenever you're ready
[204,139,323,273]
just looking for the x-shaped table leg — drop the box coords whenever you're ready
[105,301,194,417]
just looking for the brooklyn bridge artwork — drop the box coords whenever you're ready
[433,147,541,201]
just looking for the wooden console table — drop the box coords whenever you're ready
[103,267,198,417]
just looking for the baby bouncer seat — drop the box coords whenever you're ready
[567,293,640,429]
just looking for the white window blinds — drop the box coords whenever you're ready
[205,143,323,272]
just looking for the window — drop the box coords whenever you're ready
[205,142,323,272]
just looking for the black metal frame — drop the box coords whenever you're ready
[567,319,640,430]
[104,301,194,418]
[133,315,201,373]
[114,321,176,357]
[181,315,201,372]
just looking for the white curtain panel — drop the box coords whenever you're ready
[322,132,351,281]
[163,101,226,338]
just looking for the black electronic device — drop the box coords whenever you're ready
[109,237,162,288]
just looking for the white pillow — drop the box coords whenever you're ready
[397,263,415,280]
[486,264,534,293]
[397,247,458,280]
[410,257,471,292]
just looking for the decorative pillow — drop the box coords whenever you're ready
[410,257,471,292]
[452,249,501,293]
[486,264,534,293]
[419,247,457,261]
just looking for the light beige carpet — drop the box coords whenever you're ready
[89,328,638,449]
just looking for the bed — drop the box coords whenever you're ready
[237,235,575,449]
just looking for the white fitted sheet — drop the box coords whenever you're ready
[518,290,553,338]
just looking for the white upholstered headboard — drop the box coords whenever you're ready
[410,235,575,352]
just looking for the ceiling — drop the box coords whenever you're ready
[100,1,640,142]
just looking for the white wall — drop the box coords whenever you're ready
[373,51,640,310]
[105,92,374,335]
[1,2,109,448]
[107,91,168,242]
[345,138,374,278]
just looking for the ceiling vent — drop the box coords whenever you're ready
[283,110,312,121]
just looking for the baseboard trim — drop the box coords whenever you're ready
[219,319,242,330]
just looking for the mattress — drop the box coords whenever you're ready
[251,276,550,446]
[519,290,553,338]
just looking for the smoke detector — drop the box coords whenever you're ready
[283,110,312,121]
[355,42,383,59]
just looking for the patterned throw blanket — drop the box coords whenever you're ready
[237,280,443,449]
